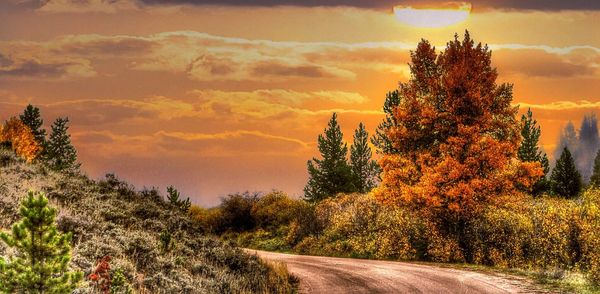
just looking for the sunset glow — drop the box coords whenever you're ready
[394,2,472,28]
[0,1,599,205]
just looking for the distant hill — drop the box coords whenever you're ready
[0,147,294,293]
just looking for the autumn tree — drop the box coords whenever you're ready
[375,32,543,228]
[0,191,82,293]
[304,113,355,202]
[350,122,380,193]
[518,108,550,194]
[372,90,401,154]
[0,117,42,162]
[590,149,600,188]
[46,117,79,171]
[20,104,47,149]
[550,147,582,198]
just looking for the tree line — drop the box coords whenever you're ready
[1,104,79,171]
[305,32,598,204]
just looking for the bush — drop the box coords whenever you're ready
[251,191,302,229]
[215,192,260,233]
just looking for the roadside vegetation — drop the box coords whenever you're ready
[192,32,600,292]
[0,106,295,293]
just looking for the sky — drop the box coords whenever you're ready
[1,0,599,206]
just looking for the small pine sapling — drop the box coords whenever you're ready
[160,230,173,253]
[0,191,83,293]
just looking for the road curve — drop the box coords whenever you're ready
[247,250,550,294]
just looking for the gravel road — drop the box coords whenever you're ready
[248,250,551,294]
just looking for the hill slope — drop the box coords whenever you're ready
[0,148,294,293]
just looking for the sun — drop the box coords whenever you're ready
[394,2,472,28]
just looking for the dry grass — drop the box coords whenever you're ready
[0,148,295,293]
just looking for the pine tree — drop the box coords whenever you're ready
[576,114,600,182]
[19,104,46,149]
[167,186,191,212]
[550,147,582,198]
[590,149,600,188]
[0,191,82,293]
[350,122,380,193]
[518,108,549,194]
[167,185,180,205]
[304,113,356,202]
[46,117,79,171]
[371,90,401,154]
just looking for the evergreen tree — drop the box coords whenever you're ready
[550,147,582,198]
[19,104,46,149]
[167,185,180,205]
[350,122,380,193]
[304,113,355,202]
[590,149,600,188]
[0,191,82,293]
[554,121,578,165]
[167,186,191,212]
[371,90,401,154]
[518,108,550,194]
[46,117,79,171]
[576,114,600,182]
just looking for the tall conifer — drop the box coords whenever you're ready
[304,113,355,202]
[19,104,46,149]
[46,117,79,171]
[589,149,600,188]
[350,122,380,193]
[518,108,549,194]
[372,90,401,154]
[550,147,582,198]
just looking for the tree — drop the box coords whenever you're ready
[576,114,600,182]
[554,122,578,166]
[350,122,380,193]
[550,147,582,198]
[518,108,550,194]
[167,186,191,212]
[0,117,42,162]
[46,117,79,171]
[20,104,46,149]
[372,90,401,154]
[375,32,543,224]
[304,113,356,202]
[0,191,82,293]
[590,149,600,188]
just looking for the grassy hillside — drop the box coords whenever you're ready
[0,148,295,293]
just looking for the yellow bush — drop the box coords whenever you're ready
[251,191,302,229]
[577,189,600,283]
[529,197,575,268]
[469,205,534,267]
[0,117,41,162]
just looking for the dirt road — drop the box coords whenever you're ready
[248,250,549,293]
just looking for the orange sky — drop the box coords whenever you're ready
[1,1,599,205]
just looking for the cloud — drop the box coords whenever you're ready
[0,51,95,79]
[494,49,598,78]
[37,0,140,13]
[73,129,310,157]
[3,31,598,82]
[519,100,600,111]
[138,0,600,11]
[250,61,354,79]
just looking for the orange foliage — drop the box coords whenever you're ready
[374,32,543,222]
[0,117,42,162]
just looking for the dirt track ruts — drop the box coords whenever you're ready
[247,250,552,294]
